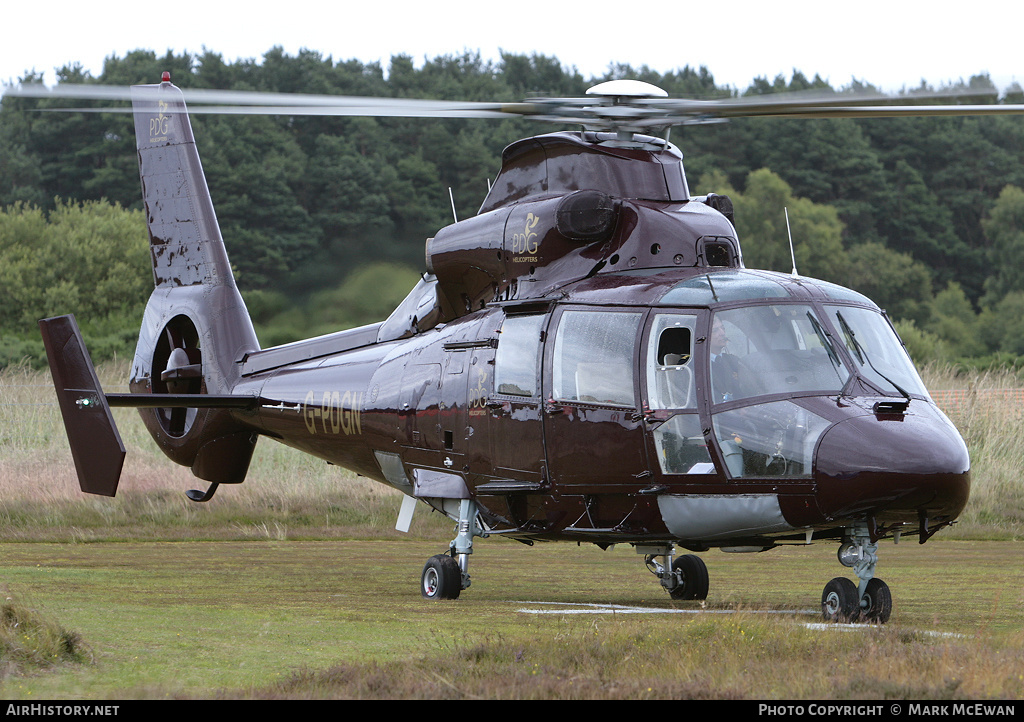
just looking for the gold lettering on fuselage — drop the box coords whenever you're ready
[302,390,364,436]
[149,100,170,143]
[468,368,488,413]
[510,212,540,261]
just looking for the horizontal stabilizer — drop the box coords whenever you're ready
[38,315,125,497]
[104,394,259,409]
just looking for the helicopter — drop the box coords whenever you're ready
[21,74,1024,623]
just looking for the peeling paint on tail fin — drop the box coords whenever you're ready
[130,78,235,289]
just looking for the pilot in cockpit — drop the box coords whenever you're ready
[710,317,745,403]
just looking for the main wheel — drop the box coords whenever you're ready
[421,554,462,600]
[669,554,709,600]
[821,577,859,622]
[860,578,892,624]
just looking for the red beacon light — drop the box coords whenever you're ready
[161,71,171,83]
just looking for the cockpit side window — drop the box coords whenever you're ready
[552,310,641,407]
[645,313,713,475]
[646,314,697,410]
[712,401,832,478]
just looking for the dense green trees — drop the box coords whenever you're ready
[698,168,847,280]
[1,49,1024,370]
[0,200,149,366]
[982,185,1024,301]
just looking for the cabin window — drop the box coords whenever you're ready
[494,315,545,397]
[552,310,641,407]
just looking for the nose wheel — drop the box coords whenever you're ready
[859,577,893,622]
[821,576,859,621]
[822,523,892,623]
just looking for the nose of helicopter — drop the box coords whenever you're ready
[813,403,970,524]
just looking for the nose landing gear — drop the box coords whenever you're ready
[822,523,892,623]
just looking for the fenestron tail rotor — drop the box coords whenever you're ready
[157,320,203,437]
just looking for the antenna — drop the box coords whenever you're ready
[705,274,719,303]
[785,207,798,278]
[448,187,458,223]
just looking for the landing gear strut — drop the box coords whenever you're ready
[421,499,485,600]
[642,544,709,600]
[822,522,892,623]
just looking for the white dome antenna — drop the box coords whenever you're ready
[586,80,668,99]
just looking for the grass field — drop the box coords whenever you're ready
[1,361,1023,699]
[0,540,1021,699]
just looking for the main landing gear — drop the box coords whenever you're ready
[642,544,710,600]
[421,499,484,600]
[822,522,892,623]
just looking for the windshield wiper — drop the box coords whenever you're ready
[835,311,911,405]
[806,312,843,373]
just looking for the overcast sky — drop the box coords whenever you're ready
[3,0,1020,95]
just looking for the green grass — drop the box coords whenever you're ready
[0,598,92,679]
[0,540,1021,699]
[924,364,1024,539]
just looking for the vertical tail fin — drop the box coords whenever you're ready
[38,76,263,496]
[131,76,238,291]
[126,76,260,484]
[128,74,259,394]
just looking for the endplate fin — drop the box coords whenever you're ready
[38,315,125,497]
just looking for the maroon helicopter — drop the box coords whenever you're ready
[30,76,1022,622]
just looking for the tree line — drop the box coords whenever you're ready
[1,48,1024,369]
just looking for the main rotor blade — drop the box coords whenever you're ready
[711,103,1024,119]
[650,84,1000,111]
[31,103,529,119]
[3,82,538,118]
[5,81,1024,126]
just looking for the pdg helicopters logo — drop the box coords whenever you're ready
[511,213,540,261]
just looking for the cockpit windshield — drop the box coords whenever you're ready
[709,305,849,403]
[825,305,928,397]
